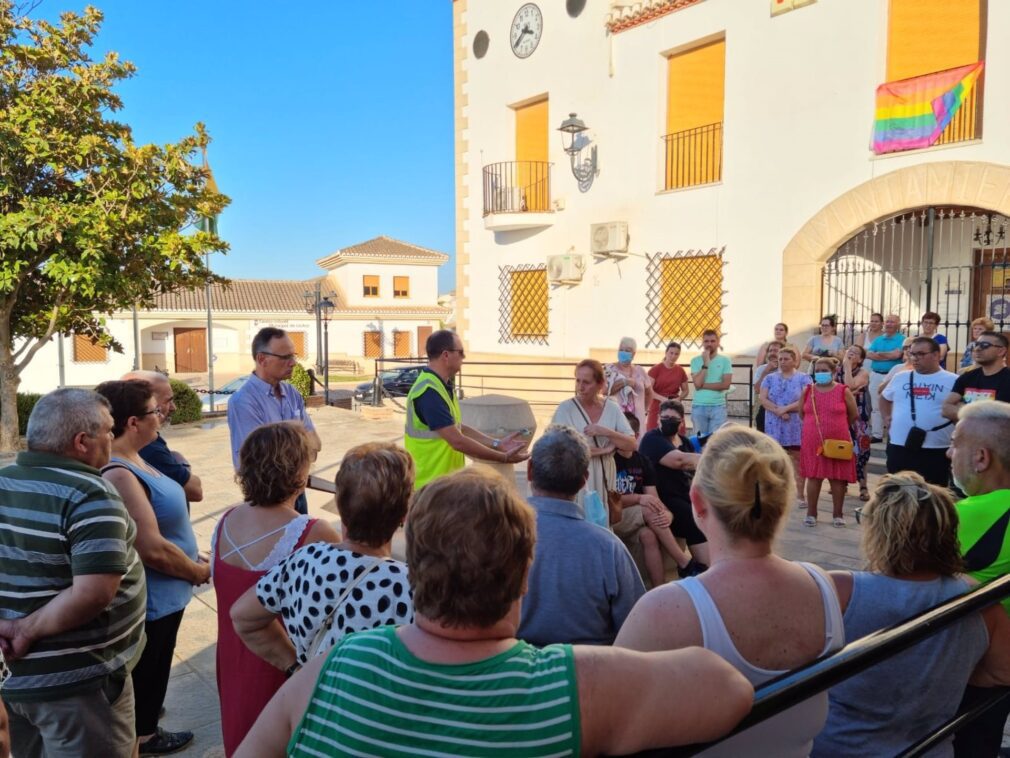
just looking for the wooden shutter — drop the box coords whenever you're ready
[290,331,307,358]
[887,0,980,81]
[393,276,410,298]
[665,39,725,188]
[515,98,549,211]
[363,275,379,297]
[73,334,107,363]
[417,326,433,354]
[363,331,382,358]
[393,331,411,357]
[659,255,723,342]
[510,268,549,337]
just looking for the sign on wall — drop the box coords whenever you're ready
[771,0,815,16]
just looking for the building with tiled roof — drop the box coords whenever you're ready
[20,237,452,392]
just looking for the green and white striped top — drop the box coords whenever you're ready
[288,626,581,757]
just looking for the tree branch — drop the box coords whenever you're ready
[14,293,65,374]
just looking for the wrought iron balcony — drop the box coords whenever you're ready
[482,161,554,231]
[935,83,980,146]
[662,122,723,191]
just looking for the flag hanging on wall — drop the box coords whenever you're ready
[872,61,984,155]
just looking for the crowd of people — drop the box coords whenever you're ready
[0,322,1008,758]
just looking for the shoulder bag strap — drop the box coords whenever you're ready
[572,398,606,448]
[908,371,917,425]
[808,385,826,447]
[306,556,383,660]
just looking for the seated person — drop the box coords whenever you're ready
[518,425,644,645]
[235,468,754,757]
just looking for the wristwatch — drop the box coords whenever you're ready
[491,439,501,450]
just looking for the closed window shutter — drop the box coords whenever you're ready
[659,255,723,343]
[887,0,980,81]
[363,331,382,358]
[73,334,107,363]
[510,269,549,337]
[393,331,411,357]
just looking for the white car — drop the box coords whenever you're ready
[200,375,250,412]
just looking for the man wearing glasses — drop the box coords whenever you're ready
[228,328,321,514]
[879,337,957,486]
[404,330,528,489]
[942,331,1010,422]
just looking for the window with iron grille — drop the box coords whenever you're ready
[393,276,410,298]
[393,330,411,357]
[363,275,379,297]
[73,334,108,363]
[645,249,725,349]
[498,265,549,345]
[363,330,382,358]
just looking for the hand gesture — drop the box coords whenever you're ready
[0,618,34,661]
[638,493,666,515]
[504,446,530,464]
[498,431,527,454]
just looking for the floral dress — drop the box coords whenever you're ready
[839,365,872,482]
[763,371,811,447]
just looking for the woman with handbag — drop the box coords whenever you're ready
[230,443,415,677]
[211,423,339,756]
[799,357,857,527]
[551,359,638,521]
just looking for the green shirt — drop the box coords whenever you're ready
[288,626,582,757]
[690,354,733,406]
[957,489,1010,615]
[0,451,147,702]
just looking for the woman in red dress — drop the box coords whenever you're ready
[212,422,339,756]
[799,357,857,528]
[647,341,690,431]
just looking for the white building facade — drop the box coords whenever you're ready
[453,0,1010,363]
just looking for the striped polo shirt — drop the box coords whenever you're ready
[0,451,147,702]
[289,626,581,757]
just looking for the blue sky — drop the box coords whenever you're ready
[40,1,457,292]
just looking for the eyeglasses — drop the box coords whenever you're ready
[907,351,935,358]
[974,341,1004,351]
[139,408,163,418]
[445,348,466,359]
[259,351,297,361]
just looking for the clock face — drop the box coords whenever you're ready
[510,3,543,59]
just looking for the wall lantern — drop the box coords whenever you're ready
[558,112,598,186]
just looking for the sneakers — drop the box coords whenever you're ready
[803,515,817,527]
[678,559,708,578]
[139,727,194,756]
[832,517,846,528]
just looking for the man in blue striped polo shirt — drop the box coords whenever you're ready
[0,388,147,758]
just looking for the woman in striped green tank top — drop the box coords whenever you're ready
[236,468,753,757]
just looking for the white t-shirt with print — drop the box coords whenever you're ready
[881,370,958,448]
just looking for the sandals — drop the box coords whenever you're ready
[859,484,870,502]
[803,515,817,527]
[832,517,846,528]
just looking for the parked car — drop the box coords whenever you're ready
[201,375,250,411]
[353,367,423,404]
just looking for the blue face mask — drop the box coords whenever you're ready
[617,350,633,364]
[814,371,833,385]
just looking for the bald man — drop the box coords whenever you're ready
[121,371,203,503]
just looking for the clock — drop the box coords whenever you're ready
[510,3,543,59]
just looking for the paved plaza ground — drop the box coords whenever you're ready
[161,404,877,757]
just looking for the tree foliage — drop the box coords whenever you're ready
[0,2,230,448]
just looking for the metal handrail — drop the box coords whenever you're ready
[635,575,1010,757]
[662,122,723,190]
[482,161,553,215]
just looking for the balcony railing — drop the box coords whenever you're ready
[663,122,723,191]
[936,82,980,146]
[482,161,552,217]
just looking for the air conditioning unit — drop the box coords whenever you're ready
[590,221,629,255]
[547,254,586,284]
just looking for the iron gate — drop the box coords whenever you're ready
[823,207,1010,361]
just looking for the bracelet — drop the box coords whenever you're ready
[285,662,301,679]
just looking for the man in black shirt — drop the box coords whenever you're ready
[942,331,1010,422]
[638,400,709,566]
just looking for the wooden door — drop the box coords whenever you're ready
[363,331,382,358]
[971,249,1010,324]
[417,326,433,356]
[393,331,411,358]
[174,328,207,373]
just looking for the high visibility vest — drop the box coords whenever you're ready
[404,370,465,489]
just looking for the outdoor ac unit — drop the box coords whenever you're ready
[547,254,586,284]
[590,221,629,255]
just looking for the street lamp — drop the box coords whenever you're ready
[320,296,335,405]
[558,112,598,184]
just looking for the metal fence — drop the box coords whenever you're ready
[482,160,552,215]
[663,122,723,191]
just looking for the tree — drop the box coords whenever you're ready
[0,2,229,449]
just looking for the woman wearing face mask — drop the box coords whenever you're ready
[605,337,653,432]
[798,358,857,527]
[840,345,872,502]
[759,346,810,507]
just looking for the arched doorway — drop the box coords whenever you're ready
[822,208,1009,358]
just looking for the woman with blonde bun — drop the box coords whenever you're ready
[616,425,845,758]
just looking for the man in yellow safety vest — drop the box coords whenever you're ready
[404,330,528,489]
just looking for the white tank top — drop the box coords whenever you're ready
[679,562,845,758]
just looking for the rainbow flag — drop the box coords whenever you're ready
[872,61,984,155]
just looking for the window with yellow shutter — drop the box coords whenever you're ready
[498,265,549,345]
[664,38,725,190]
[393,276,409,298]
[886,0,984,145]
[73,334,108,363]
[363,275,379,297]
[393,331,411,357]
[645,250,725,349]
[363,331,383,358]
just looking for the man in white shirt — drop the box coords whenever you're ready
[879,336,957,486]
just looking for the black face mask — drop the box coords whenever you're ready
[660,418,680,436]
